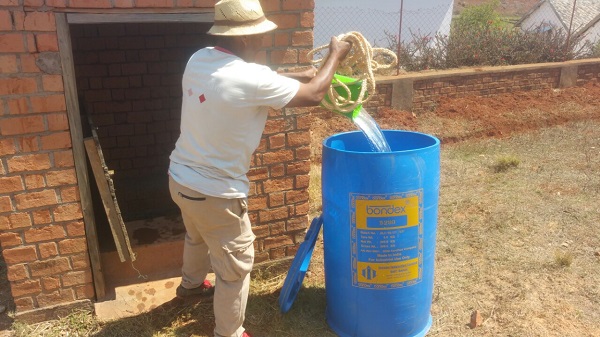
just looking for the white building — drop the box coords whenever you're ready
[313,0,455,50]
[517,0,600,53]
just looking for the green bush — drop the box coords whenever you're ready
[388,0,593,72]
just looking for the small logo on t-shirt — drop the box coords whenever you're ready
[199,94,206,103]
[187,88,193,96]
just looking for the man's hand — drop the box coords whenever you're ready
[329,36,352,61]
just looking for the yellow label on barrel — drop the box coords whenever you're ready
[351,191,423,289]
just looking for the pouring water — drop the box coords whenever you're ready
[352,107,391,153]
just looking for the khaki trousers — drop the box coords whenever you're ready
[169,176,255,337]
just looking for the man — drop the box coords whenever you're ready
[168,0,351,336]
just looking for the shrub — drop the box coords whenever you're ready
[388,0,592,72]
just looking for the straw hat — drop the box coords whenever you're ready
[208,0,277,36]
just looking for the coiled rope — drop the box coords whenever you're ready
[309,31,398,114]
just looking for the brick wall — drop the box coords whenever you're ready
[0,0,315,319]
[374,59,600,114]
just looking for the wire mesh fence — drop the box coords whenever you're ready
[313,0,600,72]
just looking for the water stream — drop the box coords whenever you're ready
[352,107,391,152]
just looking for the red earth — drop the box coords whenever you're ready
[310,81,600,161]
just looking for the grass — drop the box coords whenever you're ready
[6,112,600,336]
[11,119,599,337]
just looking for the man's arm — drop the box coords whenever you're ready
[285,37,351,108]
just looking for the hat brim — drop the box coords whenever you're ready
[207,19,277,36]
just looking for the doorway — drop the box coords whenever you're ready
[57,12,213,299]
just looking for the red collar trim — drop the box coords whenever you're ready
[214,46,236,56]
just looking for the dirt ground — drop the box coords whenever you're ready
[310,81,600,161]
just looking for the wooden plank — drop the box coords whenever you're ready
[66,12,213,24]
[84,137,136,263]
[55,13,106,300]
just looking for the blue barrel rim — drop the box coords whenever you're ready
[323,130,440,154]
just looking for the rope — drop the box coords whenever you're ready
[308,31,398,114]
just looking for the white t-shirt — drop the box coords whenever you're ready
[169,47,300,198]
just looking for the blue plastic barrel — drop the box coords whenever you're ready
[322,130,440,337]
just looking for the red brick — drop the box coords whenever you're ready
[7,153,52,172]
[53,203,82,222]
[58,237,87,254]
[263,177,294,193]
[46,169,77,187]
[53,150,75,168]
[136,0,173,7]
[294,201,309,215]
[24,0,45,6]
[295,145,311,160]
[59,187,79,203]
[29,256,71,277]
[0,196,13,213]
[259,207,290,222]
[0,33,26,53]
[0,138,17,155]
[24,174,46,189]
[0,55,18,73]
[5,212,33,229]
[269,14,298,29]
[282,0,313,10]
[36,289,75,307]
[292,31,313,47]
[0,176,24,194]
[285,189,309,204]
[0,115,45,136]
[8,97,30,115]
[0,231,22,247]
[300,11,314,28]
[0,77,37,95]
[3,245,37,264]
[15,190,57,210]
[41,276,61,291]
[61,270,92,287]
[24,11,56,31]
[0,10,12,30]
[20,54,39,72]
[46,0,67,7]
[271,49,298,65]
[262,0,280,12]
[11,279,42,297]
[36,32,59,51]
[176,0,193,6]
[32,209,52,225]
[287,130,310,147]
[14,297,34,311]
[38,241,59,259]
[41,131,72,150]
[286,160,310,175]
[42,75,64,92]
[295,174,309,188]
[273,32,289,47]
[263,149,294,165]
[30,94,66,113]
[114,0,134,8]
[64,220,84,236]
[26,33,36,52]
[69,0,112,8]
[18,136,40,152]
[7,264,28,281]
[70,253,90,270]
[47,113,69,131]
[24,225,66,243]
[74,284,95,300]
[263,235,293,250]
[12,10,24,30]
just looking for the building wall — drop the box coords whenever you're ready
[520,2,563,32]
[0,0,315,318]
